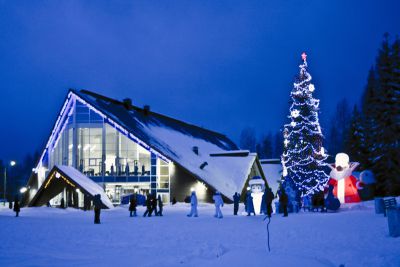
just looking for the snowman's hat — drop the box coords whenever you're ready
[248,176,265,186]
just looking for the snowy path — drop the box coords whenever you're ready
[0,202,399,267]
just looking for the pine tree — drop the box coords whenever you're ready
[257,133,273,159]
[361,67,379,169]
[327,99,351,156]
[239,127,257,152]
[281,53,329,197]
[344,105,368,169]
[373,35,400,195]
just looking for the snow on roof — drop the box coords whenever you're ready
[144,124,257,200]
[56,165,114,209]
[260,160,282,195]
[72,90,257,200]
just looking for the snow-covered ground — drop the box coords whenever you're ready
[1,202,399,267]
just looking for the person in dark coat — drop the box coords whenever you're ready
[171,197,177,205]
[151,194,158,216]
[157,195,163,216]
[93,194,102,224]
[129,194,137,217]
[246,190,255,216]
[233,192,240,215]
[8,197,13,209]
[279,188,289,217]
[265,187,275,218]
[143,194,153,217]
[13,196,20,217]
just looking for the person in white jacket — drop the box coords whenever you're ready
[213,191,224,218]
[187,191,198,217]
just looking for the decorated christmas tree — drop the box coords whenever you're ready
[281,52,329,197]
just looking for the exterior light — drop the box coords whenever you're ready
[20,187,27,193]
[76,188,80,193]
[10,161,16,167]
[55,173,61,178]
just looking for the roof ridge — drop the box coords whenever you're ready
[77,89,233,141]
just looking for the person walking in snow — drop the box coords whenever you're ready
[265,187,275,218]
[13,196,20,217]
[279,188,288,217]
[213,191,224,218]
[246,190,255,216]
[129,194,137,217]
[233,192,240,215]
[157,195,163,216]
[151,193,158,216]
[187,191,198,217]
[143,194,153,217]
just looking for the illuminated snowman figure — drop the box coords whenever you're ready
[249,176,265,215]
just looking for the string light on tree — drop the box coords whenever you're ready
[280,52,329,197]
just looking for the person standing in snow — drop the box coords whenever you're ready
[143,194,153,217]
[157,195,163,216]
[246,190,255,216]
[279,188,288,217]
[13,196,20,217]
[265,187,275,218]
[151,193,158,216]
[93,194,102,224]
[233,192,240,215]
[213,191,224,218]
[129,194,137,217]
[187,191,198,217]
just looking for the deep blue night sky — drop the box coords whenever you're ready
[1,0,399,162]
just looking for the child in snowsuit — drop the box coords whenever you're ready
[213,191,224,218]
[187,191,198,217]
[233,192,240,215]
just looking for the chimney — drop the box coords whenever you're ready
[192,146,199,155]
[200,161,208,170]
[143,105,150,116]
[122,98,132,110]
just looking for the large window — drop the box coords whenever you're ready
[77,127,103,176]
[157,159,169,189]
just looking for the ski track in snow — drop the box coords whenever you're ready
[0,201,399,267]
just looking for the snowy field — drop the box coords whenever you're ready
[1,202,399,267]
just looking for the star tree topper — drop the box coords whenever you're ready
[301,52,307,61]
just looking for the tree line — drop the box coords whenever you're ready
[342,34,400,196]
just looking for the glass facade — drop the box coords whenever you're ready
[43,97,170,204]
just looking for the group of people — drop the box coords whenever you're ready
[187,190,224,218]
[243,187,277,217]
[142,194,163,217]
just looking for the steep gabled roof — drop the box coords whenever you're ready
[30,165,114,209]
[71,89,256,199]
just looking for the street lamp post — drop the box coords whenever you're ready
[3,161,16,206]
